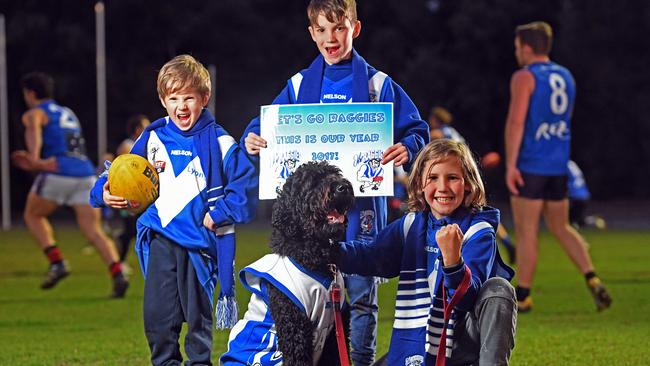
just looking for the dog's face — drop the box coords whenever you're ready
[323,177,355,241]
[270,161,354,271]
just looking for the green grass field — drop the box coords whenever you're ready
[1,225,649,365]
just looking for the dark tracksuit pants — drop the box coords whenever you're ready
[143,235,213,366]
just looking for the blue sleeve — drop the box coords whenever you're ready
[339,217,404,278]
[239,82,296,148]
[89,175,108,207]
[443,228,497,312]
[129,129,150,157]
[208,144,259,226]
[381,79,429,172]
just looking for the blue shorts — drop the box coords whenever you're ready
[515,172,567,200]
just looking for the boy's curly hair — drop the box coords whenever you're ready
[307,0,357,25]
[157,54,211,100]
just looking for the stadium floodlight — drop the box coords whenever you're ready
[0,14,10,230]
[95,2,107,165]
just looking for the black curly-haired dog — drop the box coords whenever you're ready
[272,161,354,365]
[222,161,354,366]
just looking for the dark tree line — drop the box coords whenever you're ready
[2,0,648,211]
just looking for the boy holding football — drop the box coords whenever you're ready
[91,54,257,365]
[240,1,429,364]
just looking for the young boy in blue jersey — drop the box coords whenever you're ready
[339,139,516,366]
[504,21,611,312]
[91,55,257,365]
[242,1,428,364]
[11,72,129,298]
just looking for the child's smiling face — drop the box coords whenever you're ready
[308,12,361,65]
[421,156,468,219]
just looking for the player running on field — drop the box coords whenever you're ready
[12,72,129,298]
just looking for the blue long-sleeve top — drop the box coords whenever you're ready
[339,206,513,311]
[339,206,513,364]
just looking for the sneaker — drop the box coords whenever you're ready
[41,261,70,289]
[111,273,130,298]
[587,277,612,311]
[517,296,533,313]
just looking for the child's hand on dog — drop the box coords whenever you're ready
[436,223,463,267]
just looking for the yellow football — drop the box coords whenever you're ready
[108,154,159,215]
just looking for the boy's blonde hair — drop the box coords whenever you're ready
[307,0,357,25]
[157,54,211,100]
[406,139,486,212]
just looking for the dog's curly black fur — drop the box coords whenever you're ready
[267,161,354,366]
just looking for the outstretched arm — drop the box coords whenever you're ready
[268,284,314,366]
[338,218,405,278]
[504,69,534,195]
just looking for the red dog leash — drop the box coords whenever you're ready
[436,266,472,366]
[331,280,350,366]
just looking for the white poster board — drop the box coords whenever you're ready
[259,102,394,200]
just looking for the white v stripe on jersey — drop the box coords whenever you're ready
[148,131,206,227]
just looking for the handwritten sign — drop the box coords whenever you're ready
[259,102,394,200]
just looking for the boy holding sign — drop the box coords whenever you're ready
[241,1,428,364]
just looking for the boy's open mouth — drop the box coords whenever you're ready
[326,46,340,55]
[177,113,190,122]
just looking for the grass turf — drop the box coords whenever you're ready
[0,225,649,365]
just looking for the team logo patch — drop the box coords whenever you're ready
[360,210,375,235]
[405,354,424,366]
[154,160,166,173]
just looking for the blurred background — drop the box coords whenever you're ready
[1,0,649,217]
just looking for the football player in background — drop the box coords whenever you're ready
[11,72,128,297]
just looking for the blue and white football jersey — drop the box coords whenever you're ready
[38,100,94,177]
[518,62,575,175]
[221,254,345,365]
[136,117,236,250]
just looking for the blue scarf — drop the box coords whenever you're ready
[297,49,370,103]
[137,109,238,329]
